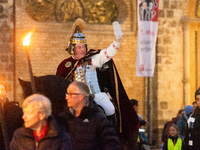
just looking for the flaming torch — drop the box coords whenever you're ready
[23,31,36,93]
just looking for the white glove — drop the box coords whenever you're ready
[112,21,123,39]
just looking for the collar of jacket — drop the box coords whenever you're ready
[65,49,101,79]
[67,96,99,119]
[192,106,200,117]
[22,116,59,139]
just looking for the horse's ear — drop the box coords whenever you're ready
[18,78,32,98]
[18,78,30,88]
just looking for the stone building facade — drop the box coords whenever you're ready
[0,0,199,147]
[0,0,14,101]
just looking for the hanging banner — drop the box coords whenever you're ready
[136,0,159,77]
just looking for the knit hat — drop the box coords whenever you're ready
[195,87,200,100]
[185,105,193,115]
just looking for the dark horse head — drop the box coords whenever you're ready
[19,75,71,116]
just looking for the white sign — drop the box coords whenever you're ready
[136,0,159,77]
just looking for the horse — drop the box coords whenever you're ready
[19,75,71,116]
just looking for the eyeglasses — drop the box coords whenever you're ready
[66,93,82,97]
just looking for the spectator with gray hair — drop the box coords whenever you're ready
[10,94,72,150]
[57,81,120,150]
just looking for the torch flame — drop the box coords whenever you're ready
[23,32,32,46]
[23,27,35,46]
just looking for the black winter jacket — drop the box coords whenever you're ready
[10,116,72,150]
[58,98,121,150]
[184,106,200,150]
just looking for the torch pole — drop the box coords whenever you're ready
[25,46,36,93]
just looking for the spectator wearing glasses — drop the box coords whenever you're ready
[57,81,120,150]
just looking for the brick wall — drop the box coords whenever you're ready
[0,1,14,101]
[0,0,193,147]
[151,0,187,146]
